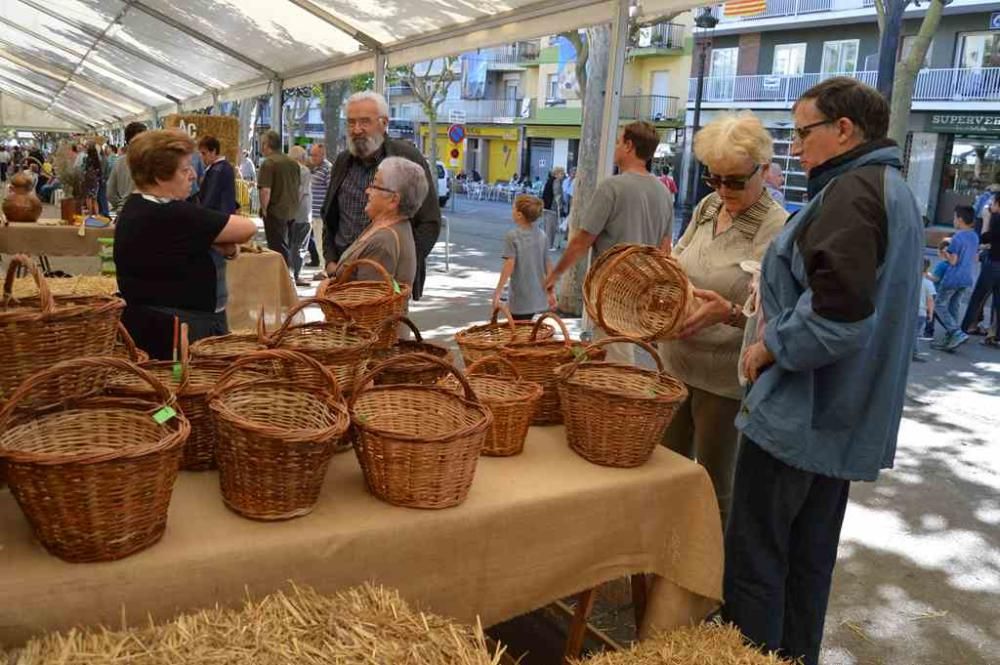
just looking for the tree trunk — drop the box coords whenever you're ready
[557,25,610,316]
[887,0,944,146]
[428,111,438,172]
[322,81,349,153]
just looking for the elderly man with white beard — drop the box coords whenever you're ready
[320,91,441,299]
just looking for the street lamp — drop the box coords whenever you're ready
[679,6,719,232]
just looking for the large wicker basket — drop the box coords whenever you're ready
[113,322,151,363]
[208,349,350,520]
[557,336,688,468]
[317,259,410,349]
[454,305,555,367]
[584,244,694,340]
[499,313,603,425]
[368,315,452,386]
[0,357,189,562]
[267,297,377,392]
[461,356,543,457]
[189,312,268,361]
[350,353,492,509]
[0,255,124,404]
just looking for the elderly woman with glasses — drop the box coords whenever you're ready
[657,112,787,527]
[332,156,428,286]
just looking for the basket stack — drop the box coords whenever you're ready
[317,259,411,349]
[557,336,688,468]
[351,353,492,509]
[369,315,452,385]
[584,244,694,340]
[209,349,350,520]
[0,357,189,562]
[499,313,603,425]
[458,356,543,457]
[455,305,555,367]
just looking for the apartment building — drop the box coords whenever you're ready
[685,0,1000,220]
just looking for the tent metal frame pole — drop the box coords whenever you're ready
[0,72,99,122]
[596,0,629,179]
[270,79,283,146]
[285,0,382,51]
[374,50,386,95]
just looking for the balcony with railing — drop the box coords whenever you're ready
[619,95,680,122]
[687,68,1000,105]
[709,0,876,22]
[629,22,685,55]
[477,42,541,69]
[395,97,524,123]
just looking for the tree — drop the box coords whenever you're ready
[874,0,950,146]
[398,57,460,170]
[283,85,318,143]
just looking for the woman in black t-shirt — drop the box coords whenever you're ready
[115,129,257,359]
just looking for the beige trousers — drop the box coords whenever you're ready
[311,216,325,267]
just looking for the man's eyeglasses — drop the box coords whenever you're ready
[793,119,834,141]
[368,184,396,195]
[703,163,761,191]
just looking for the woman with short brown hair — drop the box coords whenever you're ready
[115,129,257,359]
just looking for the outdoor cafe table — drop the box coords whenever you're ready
[0,427,723,648]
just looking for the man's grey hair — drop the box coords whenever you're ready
[261,130,281,151]
[347,91,389,118]
[378,157,428,218]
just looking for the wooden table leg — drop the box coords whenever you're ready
[630,573,648,637]
[562,587,597,664]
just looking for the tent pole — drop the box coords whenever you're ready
[271,79,284,148]
[374,50,387,95]
[596,0,629,179]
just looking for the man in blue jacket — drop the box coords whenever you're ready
[726,78,923,665]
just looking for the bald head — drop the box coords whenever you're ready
[765,162,784,189]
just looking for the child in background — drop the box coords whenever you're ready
[930,239,951,285]
[914,258,935,362]
[493,195,557,321]
[933,206,980,351]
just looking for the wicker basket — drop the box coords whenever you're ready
[0,357,189,562]
[208,349,350,520]
[584,244,694,340]
[454,305,555,367]
[267,297,377,392]
[113,322,151,363]
[499,313,604,425]
[557,336,688,468]
[462,356,543,457]
[350,353,492,509]
[0,255,124,404]
[317,259,410,349]
[368,315,453,386]
[189,312,268,361]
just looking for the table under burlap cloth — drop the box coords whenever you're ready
[224,249,299,331]
[0,221,114,256]
[0,427,722,647]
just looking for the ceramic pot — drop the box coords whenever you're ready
[2,172,43,223]
[60,197,82,223]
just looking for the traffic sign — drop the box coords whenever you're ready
[991,12,1000,29]
[448,124,465,144]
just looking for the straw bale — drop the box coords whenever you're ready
[10,276,118,299]
[9,583,504,665]
[576,622,795,665]
[164,114,240,166]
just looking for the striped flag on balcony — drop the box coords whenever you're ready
[724,0,767,16]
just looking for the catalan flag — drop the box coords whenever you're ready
[724,0,767,16]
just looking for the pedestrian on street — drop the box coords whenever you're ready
[493,194,556,319]
[257,130,301,268]
[289,145,314,287]
[320,91,440,300]
[933,205,979,350]
[729,77,923,665]
[307,142,333,279]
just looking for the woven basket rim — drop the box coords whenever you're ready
[0,295,125,322]
[465,375,544,404]
[555,361,689,403]
[351,384,492,443]
[209,383,350,443]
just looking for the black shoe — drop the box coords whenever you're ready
[305,261,320,268]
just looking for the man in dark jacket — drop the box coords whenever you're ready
[728,78,923,665]
[321,91,441,299]
[197,135,238,215]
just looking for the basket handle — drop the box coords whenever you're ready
[116,322,142,362]
[208,348,343,404]
[378,314,424,343]
[465,354,522,380]
[3,254,55,314]
[560,336,665,381]
[350,352,477,409]
[332,258,394,288]
[488,304,517,334]
[268,296,353,343]
[531,311,571,346]
[0,356,176,428]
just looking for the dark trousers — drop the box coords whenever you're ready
[122,304,228,361]
[961,257,998,334]
[289,222,311,279]
[722,438,850,665]
[263,215,294,268]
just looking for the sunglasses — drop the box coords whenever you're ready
[793,119,834,141]
[703,163,761,191]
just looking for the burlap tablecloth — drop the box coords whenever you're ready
[224,249,299,331]
[0,221,114,256]
[0,427,721,647]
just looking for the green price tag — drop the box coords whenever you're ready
[391,279,401,295]
[571,347,586,359]
[152,406,177,424]
[172,363,182,382]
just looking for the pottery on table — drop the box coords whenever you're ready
[2,172,43,223]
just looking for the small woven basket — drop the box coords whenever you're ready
[499,313,604,425]
[368,315,453,386]
[350,353,492,509]
[584,244,694,340]
[189,311,268,362]
[454,305,555,367]
[317,259,410,349]
[461,356,543,457]
[208,349,350,520]
[267,297,377,392]
[557,336,688,468]
[0,357,189,562]
[0,255,124,404]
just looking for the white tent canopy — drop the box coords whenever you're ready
[0,92,80,131]
[0,0,691,131]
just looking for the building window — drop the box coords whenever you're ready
[821,39,859,76]
[547,74,560,100]
[506,82,519,100]
[772,43,807,76]
[956,32,1000,68]
[710,47,739,78]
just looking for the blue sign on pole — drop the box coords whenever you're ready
[991,12,1000,30]
[448,124,465,143]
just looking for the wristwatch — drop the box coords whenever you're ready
[726,301,742,327]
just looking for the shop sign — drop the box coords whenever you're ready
[928,113,1000,134]
[991,12,1000,30]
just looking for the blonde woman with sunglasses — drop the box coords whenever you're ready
[658,111,787,527]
